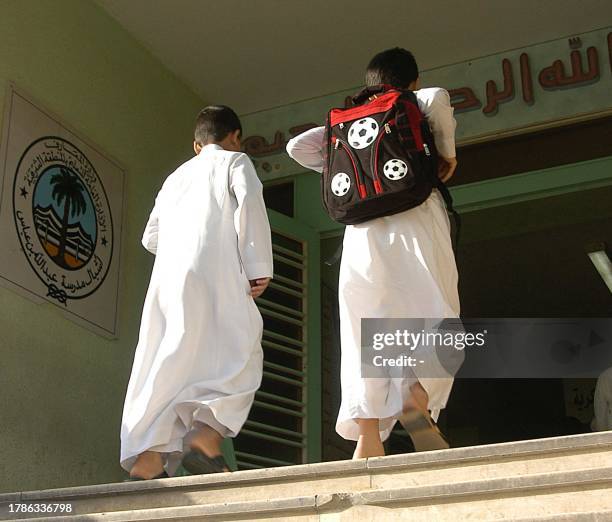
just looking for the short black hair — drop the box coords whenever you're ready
[194,105,242,145]
[365,48,419,88]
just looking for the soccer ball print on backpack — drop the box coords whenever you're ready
[347,117,379,149]
[383,159,408,180]
[322,84,456,226]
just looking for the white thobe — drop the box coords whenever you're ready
[120,144,273,473]
[287,88,461,441]
[592,366,612,431]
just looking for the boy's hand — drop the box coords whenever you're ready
[250,278,270,298]
[438,157,457,183]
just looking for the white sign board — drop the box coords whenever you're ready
[0,86,124,337]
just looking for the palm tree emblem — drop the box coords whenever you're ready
[50,167,87,268]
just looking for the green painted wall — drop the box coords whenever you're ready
[0,0,204,492]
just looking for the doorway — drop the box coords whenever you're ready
[318,154,612,458]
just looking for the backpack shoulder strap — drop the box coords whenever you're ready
[352,84,397,105]
[395,90,462,255]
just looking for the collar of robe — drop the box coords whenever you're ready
[200,143,224,153]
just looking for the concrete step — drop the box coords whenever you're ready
[2,431,612,521]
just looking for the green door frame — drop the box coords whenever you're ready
[292,155,612,239]
[266,209,322,463]
[451,155,612,213]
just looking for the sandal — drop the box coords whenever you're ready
[124,470,168,482]
[182,449,229,475]
[398,408,450,452]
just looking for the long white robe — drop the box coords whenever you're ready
[120,144,273,473]
[592,366,612,431]
[287,88,460,442]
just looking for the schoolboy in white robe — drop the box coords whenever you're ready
[121,106,273,479]
[287,48,460,459]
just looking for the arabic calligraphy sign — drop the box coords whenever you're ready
[0,86,124,337]
[241,27,612,181]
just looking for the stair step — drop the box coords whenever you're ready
[1,432,611,521]
[7,468,612,521]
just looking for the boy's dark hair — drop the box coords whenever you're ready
[365,48,419,88]
[194,105,242,145]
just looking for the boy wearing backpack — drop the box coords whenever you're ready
[286,48,460,458]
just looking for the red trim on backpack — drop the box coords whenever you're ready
[335,139,367,200]
[372,131,385,195]
[330,91,401,127]
[402,102,424,150]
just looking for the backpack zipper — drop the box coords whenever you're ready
[370,122,392,195]
[334,138,367,199]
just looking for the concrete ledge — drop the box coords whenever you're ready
[366,431,612,470]
[511,511,612,522]
[6,432,611,503]
[15,459,369,501]
[9,468,611,522]
[22,495,326,521]
[0,494,20,504]
[356,467,612,506]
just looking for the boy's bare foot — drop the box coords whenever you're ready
[353,418,385,459]
[130,451,165,479]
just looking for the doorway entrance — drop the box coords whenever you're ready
[318,135,612,458]
[250,118,612,465]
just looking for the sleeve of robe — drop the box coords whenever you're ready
[141,198,160,254]
[286,126,325,173]
[230,153,274,280]
[415,87,457,159]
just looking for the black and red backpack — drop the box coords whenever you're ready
[322,84,458,231]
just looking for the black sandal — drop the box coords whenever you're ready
[124,470,169,482]
[182,449,229,475]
